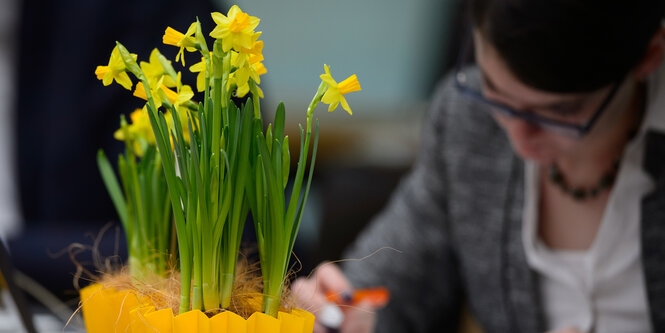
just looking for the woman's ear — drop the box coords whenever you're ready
[634,26,665,80]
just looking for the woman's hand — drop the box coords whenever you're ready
[292,262,378,333]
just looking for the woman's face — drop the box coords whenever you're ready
[472,31,632,165]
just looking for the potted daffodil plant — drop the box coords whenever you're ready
[82,5,361,333]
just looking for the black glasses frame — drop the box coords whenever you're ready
[453,32,624,138]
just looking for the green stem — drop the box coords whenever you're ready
[179,254,192,313]
[220,272,234,309]
[202,231,220,310]
[249,81,261,119]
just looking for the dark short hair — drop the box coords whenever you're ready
[469,0,665,93]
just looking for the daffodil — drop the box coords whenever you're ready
[135,72,196,114]
[113,109,156,156]
[210,6,260,52]
[227,47,266,98]
[319,64,361,115]
[163,22,198,66]
[228,60,266,98]
[95,45,137,90]
[141,49,176,88]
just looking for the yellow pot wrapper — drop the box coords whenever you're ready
[80,283,315,333]
[80,283,150,333]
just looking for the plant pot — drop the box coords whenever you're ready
[80,283,315,333]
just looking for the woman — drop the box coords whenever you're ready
[293,1,665,332]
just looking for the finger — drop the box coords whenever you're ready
[314,262,353,296]
[292,277,328,314]
[340,301,377,333]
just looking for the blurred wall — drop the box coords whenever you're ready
[229,0,459,119]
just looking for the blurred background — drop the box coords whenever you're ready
[0,0,465,330]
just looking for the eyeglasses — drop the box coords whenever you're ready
[453,33,624,138]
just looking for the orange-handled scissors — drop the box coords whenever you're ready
[325,287,390,308]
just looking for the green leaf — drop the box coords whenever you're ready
[281,136,290,189]
[289,120,320,257]
[97,150,128,230]
[115,42,142,79]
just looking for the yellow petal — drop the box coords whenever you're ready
[185,22,197,37]
[340,96,352,115]
[328,101,339,112]
[211,12,229,26]
[116,72,133,90]
[176,85,194,105]
[236,82,250,97]
[189,58,205,73]
[320,74,337,87]
[102,72,114,86]
[254,62,267,76]
[196,71,206,92]
[162,86,179,104]
[256,85,264,98]
[321,88,340,105]
[248,17,260,31]
[134,82,148,100]
[222,37,233,52]
[113,128,126,141]
[227,5,241,18]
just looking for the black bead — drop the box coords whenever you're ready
[590,188,599,197]
[549,165,563,183]
[599,174,614,188]
[572,188,587,200]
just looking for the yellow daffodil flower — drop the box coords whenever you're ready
[228,59,266,98]
[135,82,194,112]
[140,49,176,88]
[95,45,137,90]
[319,64,361,115]
[113,107,194,156]
[227,46,266,98]
[113,109,156,156]
[210,6,260,52]
[163,22,198,66]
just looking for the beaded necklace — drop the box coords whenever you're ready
[548,159,620,201]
